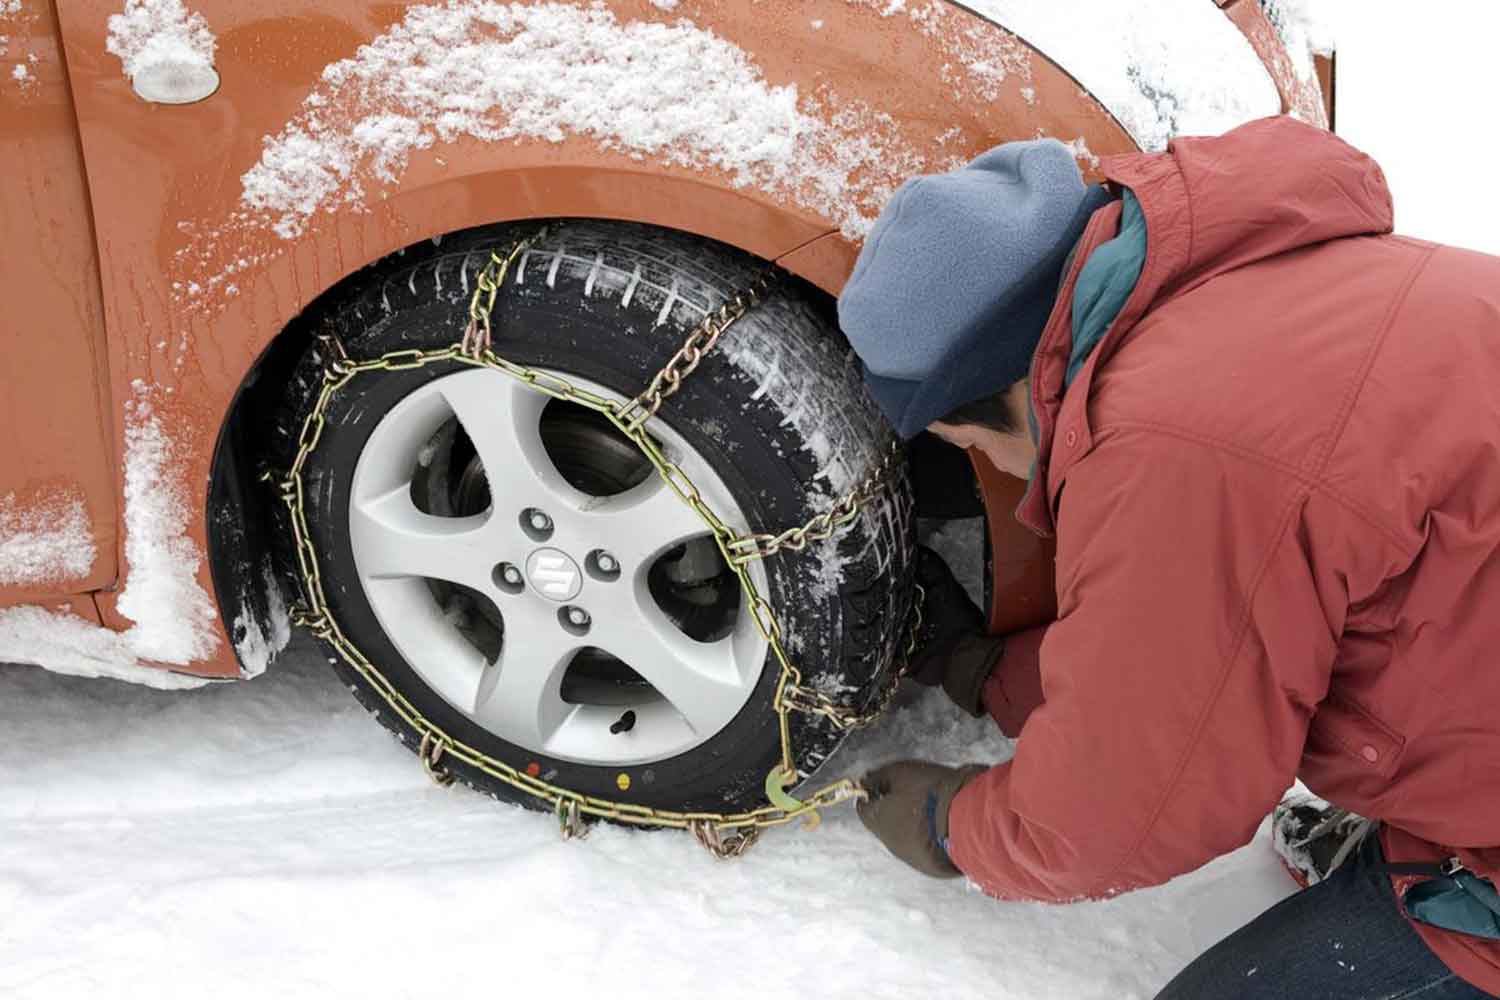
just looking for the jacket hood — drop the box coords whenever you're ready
[1018,116,1395,538]
[1123,115,1394,303]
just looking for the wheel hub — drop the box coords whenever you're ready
[525,547,583,602]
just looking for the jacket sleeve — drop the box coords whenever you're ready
[946,434,1340,902]
[981,625,1047,738]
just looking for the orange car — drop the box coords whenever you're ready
[1,0,1332,824]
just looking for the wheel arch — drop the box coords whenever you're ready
[204,169,846,679]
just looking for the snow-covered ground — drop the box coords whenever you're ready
[5,3,1499,999]
[0,637,1294,1000]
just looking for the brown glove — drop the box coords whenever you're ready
[856,760,987,878]
[908,547,1006,717]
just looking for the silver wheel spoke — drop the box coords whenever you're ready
[472,618,578,750]
[363,578,492,711]
[350,484,491,588]
[588,585,748,736]
[589,476,720,567]
[436,369,585,513]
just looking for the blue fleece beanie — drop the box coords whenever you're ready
[838,139,1111,438]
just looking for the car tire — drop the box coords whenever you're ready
[272,220,914,815]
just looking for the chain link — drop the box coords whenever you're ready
[779,583,926,731]
[725,443,904,567]
[461,233,546,358]
[278,243,918,854]
[616,272,775,433]
[419,730,456,787]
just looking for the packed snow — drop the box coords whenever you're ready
[0,490,95,586]
[0,639,1295,999]
[115,383,218,664]
[241,1,927,239]
[956,0,1282,151]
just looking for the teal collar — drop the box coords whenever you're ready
[1066,189,1147,388]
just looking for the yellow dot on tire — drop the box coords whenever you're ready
[616,772,631,791]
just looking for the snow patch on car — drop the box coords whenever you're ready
[0,386,221,687]
[105,0,215,87]
[239,1,927,240]
[230,563,292,678]
[1063,136,1100,170]
[0,490,96,587]
[1,0,39,95]
[953,0,1282,151]
[0,606,210,689]
[847,0,1036,103]
[1259,0,1336,84]
[117,382,220,665]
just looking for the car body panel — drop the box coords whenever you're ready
[2,0,1323,679]
[1221,0,1329,128]
[0,0,118,605]
[969,454,1058,636]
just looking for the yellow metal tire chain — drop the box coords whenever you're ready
[281,241,921,857]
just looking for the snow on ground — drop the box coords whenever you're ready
[0,638,1293,1000]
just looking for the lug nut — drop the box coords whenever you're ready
[520,508,555,541]
[559,604,592,635]
[588,549,621,582]
[493,561,525,593]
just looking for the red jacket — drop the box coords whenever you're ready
[946,116,1500,994]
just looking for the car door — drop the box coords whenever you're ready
[0,0,117,609]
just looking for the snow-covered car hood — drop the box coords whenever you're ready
[942,0,1283,151]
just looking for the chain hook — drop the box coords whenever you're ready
[419,731,456,787]
[556,798,590,840]
[689,819,761,859]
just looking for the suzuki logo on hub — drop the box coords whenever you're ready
[525,548,583,602]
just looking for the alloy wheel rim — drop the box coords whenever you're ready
[348,366,769,766]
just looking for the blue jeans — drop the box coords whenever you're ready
[1157,836,1497,999]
